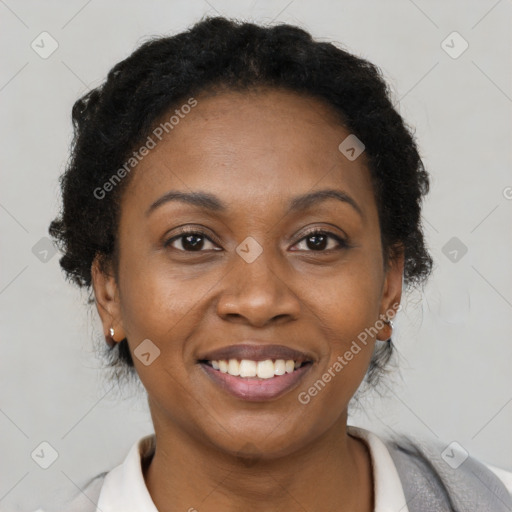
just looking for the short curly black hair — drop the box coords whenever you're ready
[49,15,432,384]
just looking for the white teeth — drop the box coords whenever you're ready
[274,359,286,375]
[239,359,257,377]
[256,360,275,379]
[208,358,304,378]
[228,359,240,376]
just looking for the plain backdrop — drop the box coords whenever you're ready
[1,0,511,510]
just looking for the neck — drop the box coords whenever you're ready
[144,413,373,512]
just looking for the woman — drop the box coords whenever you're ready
[44,16,511,512]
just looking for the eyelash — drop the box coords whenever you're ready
[164,227,348,253]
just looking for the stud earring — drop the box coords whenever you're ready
[385,319,394,329]
[105,326,117,348]
[380,318,394,342]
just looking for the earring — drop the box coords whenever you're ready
[105,326,116,348]
[380,318,394,342]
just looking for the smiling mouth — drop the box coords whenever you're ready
[197,343,315,400]
[201,358,312,379]
[198,358,313,401]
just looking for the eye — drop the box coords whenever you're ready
[291,229,348,252]
[164,228,221,252]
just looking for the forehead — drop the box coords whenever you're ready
[124,88,375,216]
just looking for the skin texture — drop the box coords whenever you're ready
[92,87,404,512]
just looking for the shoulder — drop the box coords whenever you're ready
[484,462,512,494]
[383,432,512,511]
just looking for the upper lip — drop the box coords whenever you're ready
[198,343,314,363]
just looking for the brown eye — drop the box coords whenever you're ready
[292,229,347,252]
[165,230,220,252]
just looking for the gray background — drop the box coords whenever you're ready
[1,0,511,510]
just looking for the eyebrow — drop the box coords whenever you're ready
[287,189,363,219]
[146,188,363,219]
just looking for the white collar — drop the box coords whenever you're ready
[347,425,409,512]
[97,426,409,512]
[97,434,158,512]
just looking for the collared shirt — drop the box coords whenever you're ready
[34,426,512,511]
[94,426,421,511]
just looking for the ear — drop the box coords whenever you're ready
[91,255,126,346]
[377,245,404,341]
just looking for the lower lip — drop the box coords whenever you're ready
[199,362,312,401]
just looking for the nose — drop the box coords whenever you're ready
[216,250,301,328]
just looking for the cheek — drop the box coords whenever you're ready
[298,250,383,387]
[116,265,205,420]
[117,241,214,341]
[303,253,383,340]
[295,276,380,423]
[324,284,382,355]
[115,248,225,387]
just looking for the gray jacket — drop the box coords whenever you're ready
[49,435,512,511]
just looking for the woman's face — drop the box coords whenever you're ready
[93,87,403,458]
